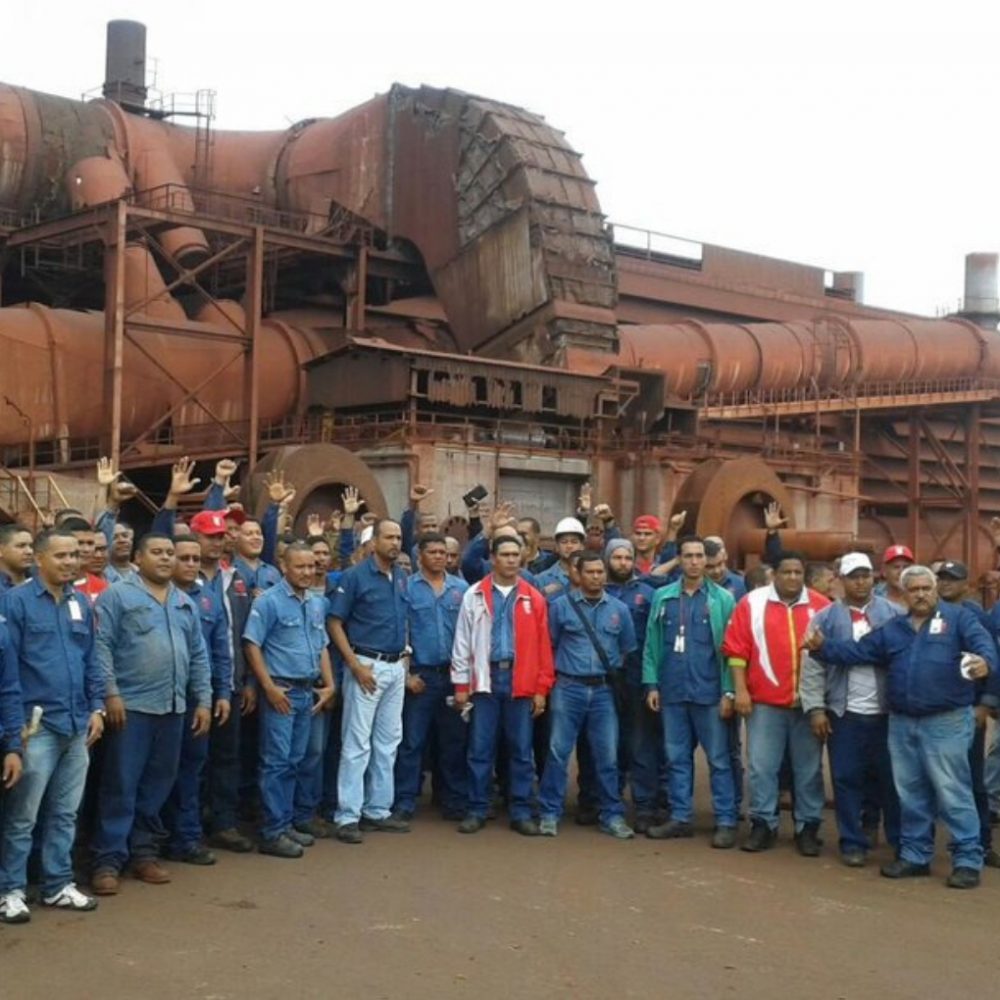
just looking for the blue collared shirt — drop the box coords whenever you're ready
[549,590,637,677]
[536,562,573,603]
[407,571,468,667]
[94,577,212,715]
[183,578,234,701]
[0,618,24,752]
[1,578,104,737]
[606,576,657,685]
[653,583,721,704]
[489,583,519,663]
[233,557,282,595]
[244,578,329,681]
[329,556,408,653]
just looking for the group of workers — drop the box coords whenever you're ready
[0,457,998,929]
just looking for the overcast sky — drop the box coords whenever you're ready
[7,1,999,316]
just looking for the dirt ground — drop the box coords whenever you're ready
[2,783,994,1000]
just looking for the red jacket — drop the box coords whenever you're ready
[722,585,829,707]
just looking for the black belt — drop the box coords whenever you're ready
[557,672,608,687]
[412,662,451,671]
[490,659,513,671]
[354,647,405,662]
[271,676,319,689]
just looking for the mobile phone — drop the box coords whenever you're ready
[463,484,488,508]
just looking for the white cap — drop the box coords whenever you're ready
[360,525,374,545]
[839,552,873,576]
[554,517,586,539]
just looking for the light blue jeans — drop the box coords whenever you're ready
[335,658,405,826]
[889,707,982,870]
[746,703,824,833]
[0,728,89,895]
[663,702,737,826]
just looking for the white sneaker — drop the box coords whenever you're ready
[41,883,98,912]
[0,889,31,924]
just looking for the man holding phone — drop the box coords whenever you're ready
[243,543,335,859]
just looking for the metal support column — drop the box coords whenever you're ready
[244,225,264,468]
[102,199,127,467]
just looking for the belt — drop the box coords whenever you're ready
[556,672,608,687]
[490,659,513,671]
[412,662,451,671]
[354,647,406,662]
[271,676,319,689]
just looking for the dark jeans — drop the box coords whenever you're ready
[621,683,663,817]
[320,698,343,821]
[92,711,185,873]
[294,708,330,824]
[827,711,899,855]
[164,707,211,852]
[207,692,242,832]
[970,721,993,852]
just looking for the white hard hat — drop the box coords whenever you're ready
[554,517,586,538]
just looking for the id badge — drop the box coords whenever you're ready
[929,617,943,635]
[68,598,83,622]
[673,634,685,654]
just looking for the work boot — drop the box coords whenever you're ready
[336,823,364,845]
[983,849,1000,869]
[294,818,333,839]
[795,822,823,858]
[633,814,656,836]
[169,844,217,866]
[741,820,776,853]
[711,826,738,850]
[946,867,981,889]
[880,858,931,879]
[647,819,694,840]
[91,869,120,896]
[510,819,541,837]
[131,859,171,884]
[360,815,411,833]
[285,827,315,847]
[209,828,254,853]
[841,851,867,868]
[457,815,485,834]
[259,834,304,859]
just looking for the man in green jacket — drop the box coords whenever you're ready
[643,536,739,847]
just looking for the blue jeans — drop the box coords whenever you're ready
[0,728,89,895]
[92,711,185,872]
[467,666,534,821]
[320,699,343,820]
[164,708,211,852]
[538,678,623,825]
[985,720,1000,813]
[890,708,982,869]
[969,722,992,852]
[622,683,663,817]
[207,691,242,832]
[746,704,824,833]
[394,667,468,816]
[827,711,899,855]
[294,708,330,825]
[728,717,744,812]
[258,687,313,841]
[663,702,737,826]
[335,658,406,826]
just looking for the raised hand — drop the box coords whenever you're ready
[214,458,239,485]
[327,509,344,532]
[667,510,687,537]
[577,481,592,514]
[169,457,200,496]
[593,502,614,524]
[764,501,787,531]
[410,483,434,506]
[306,512,323,537]
[96,456,120,487]
[342,485,362,516]
[264,470,295,505]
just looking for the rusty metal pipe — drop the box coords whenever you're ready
[738,529,869,560]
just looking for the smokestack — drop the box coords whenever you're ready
[961,252,1000,331]
[832,271,864,304]
[103,20,147,110]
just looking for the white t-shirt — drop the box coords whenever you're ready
[845,607,880,715]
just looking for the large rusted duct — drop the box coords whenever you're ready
[0,304,329,446]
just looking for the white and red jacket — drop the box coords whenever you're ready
[451,577,555,698]
[722,585,829,707]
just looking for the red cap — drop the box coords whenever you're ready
[224,505,246,526]
[190,510,228,536]
[882,544,914,565]
[632,515,662,533]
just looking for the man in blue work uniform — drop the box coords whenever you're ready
[604,537,663,833]
[393,533,469,821]
[535,517,586,602]
[0,523,33,595]
[328,519,410,844]
[0,529,103,923]
[90,533,213,896]
[538,551,638,839]
[643,536,739,848]
[233,518,282,596]
[807,564,998,889]
[703,537,747,600]
[163,537,233,866]
[244,542,335,859]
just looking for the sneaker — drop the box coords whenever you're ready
[91,869,120,896]
[170,845,217,866]
[359,815,411,833]
[294,818,333,840]
[795,822,823,858]
[0,890,30,924]
[285,827,315,847]
[510,818,540,837]
[538,818,558,837]
[457,815,486,834]
[946,867,981,889]
[336,823,364,845]
[711,826,738,850]
[259,834,304,859]
[209,828,254,853]
[41,883,97,912]
[880,858,931,879]
[647,820,694,840]
[841,851,867,868]
[600,817,635,840]
[741,820,776,853]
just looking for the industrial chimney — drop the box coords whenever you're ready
[960,252,1000,331]
[103,20,147,111]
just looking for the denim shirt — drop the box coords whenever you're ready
[0,618,24,752]
[244,579,329,681]
[489,584,519,663]
[329,556,408,653]
[536,563,572,603]
[549,591,638,677]
[94,577,212,715]
[407,571,468,667]
[606,576,656,686]
[233,557,282,595]
[183,578,234,701]
[654,584,722,704]
[2,578,104,737]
